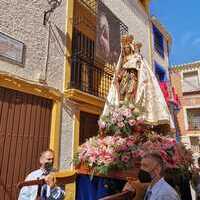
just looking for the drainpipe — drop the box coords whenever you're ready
[168,48,181,142]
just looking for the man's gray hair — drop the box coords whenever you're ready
[143,152,165,175]
[40,149,54,157]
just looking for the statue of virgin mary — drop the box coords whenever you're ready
[100,34,174,129]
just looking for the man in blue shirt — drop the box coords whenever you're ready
[195,157,200,200]
[18,149,65,200]
[124,152,180,200]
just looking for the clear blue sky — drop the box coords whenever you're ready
[150,1,200,66]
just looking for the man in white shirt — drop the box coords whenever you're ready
[18,149,65,200]
[124,152,181,200]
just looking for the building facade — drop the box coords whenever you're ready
[151,16,172,82]
[64,0,154,174]
[0,0,175,199]
[170,61,200,162]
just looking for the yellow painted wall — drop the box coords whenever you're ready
[65,0,74,90]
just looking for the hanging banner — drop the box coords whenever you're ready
[96,1,121,65]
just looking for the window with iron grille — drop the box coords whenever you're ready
[182,71,200,93]
[187,108,200,130]
[153,25,164,58]
[189,136,200,152]
[71,28,113,98]
[70,0,128,99]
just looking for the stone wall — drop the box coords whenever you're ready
[0,0,67,91]
[0,0,75,169]
[59,100,75,169]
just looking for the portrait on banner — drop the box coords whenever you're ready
[96,1,121,65]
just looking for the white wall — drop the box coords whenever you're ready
[102,0,152,64]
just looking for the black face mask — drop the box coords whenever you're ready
[138,169,152,183]
[44,162,53,173]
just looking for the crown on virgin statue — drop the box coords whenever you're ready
[121,35,142,50]
[121,34,134,46]
[134,42,142,49]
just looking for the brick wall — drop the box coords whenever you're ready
[170,69,200,135]
[170,68,200,161]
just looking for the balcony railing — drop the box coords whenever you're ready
[70,0,128,99]
[70,55,113,99]
[191,145,200,153]
[154,40,164,58]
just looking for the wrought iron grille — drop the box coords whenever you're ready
[153,24,164,58]
[69,0,128,98]
[73,0,128,34]
[187,108,200,130]
[70,29,113,98]
[77,0,96,14]
[70,56,113,98]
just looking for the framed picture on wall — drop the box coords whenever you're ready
[0,32,25,65]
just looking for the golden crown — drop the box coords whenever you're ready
[121,35,134,46]
[134,42,142,49]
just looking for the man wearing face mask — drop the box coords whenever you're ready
[18,149,65,200]
[124,152,180,200]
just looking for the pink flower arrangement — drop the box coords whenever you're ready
[98,104,141,136]
[76,135,140,174]
[141,135,191,169]
[74,134,194,175]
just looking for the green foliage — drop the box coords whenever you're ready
[72,152,81,166]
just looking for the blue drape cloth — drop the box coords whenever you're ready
[76,174,126,200]
[154,61,167,82]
